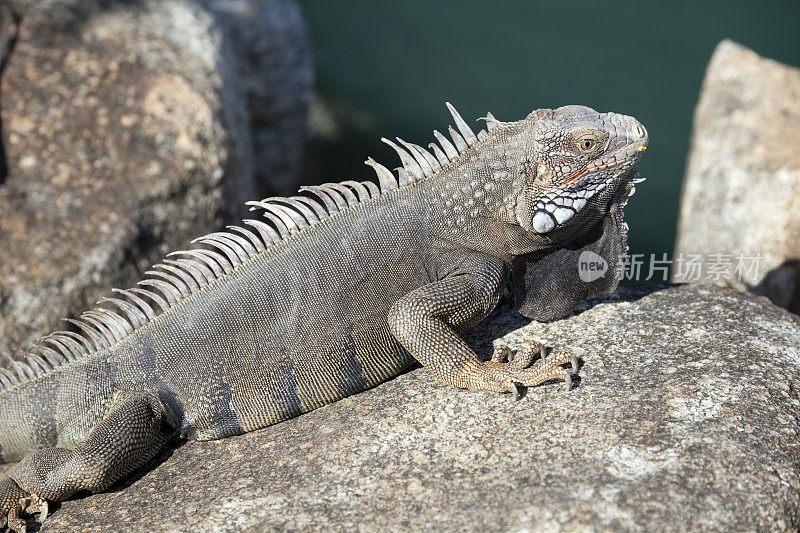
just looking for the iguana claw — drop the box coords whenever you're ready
[486,341,578,394]
[509,382,521,400]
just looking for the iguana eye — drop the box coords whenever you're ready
[579,138,597,152]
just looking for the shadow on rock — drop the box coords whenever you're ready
[753,259,800,314]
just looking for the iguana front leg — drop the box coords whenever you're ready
[388,258,576,395]
[0,390,169,532]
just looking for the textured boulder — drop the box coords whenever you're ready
[11,284,799,531]
[674,40,800,312]
[204,0,313,194]
[0,0,311,354]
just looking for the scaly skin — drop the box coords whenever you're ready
[0,103,647,531]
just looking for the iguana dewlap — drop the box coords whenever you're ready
[0,103,647,532]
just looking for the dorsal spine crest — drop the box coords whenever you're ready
[0,103,509,392]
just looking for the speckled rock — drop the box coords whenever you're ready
[209,0,313,194]
[16,283,800,532]
[0,0,311,354]
[674,40,800,312]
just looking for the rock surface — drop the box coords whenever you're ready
[673,40,800,312]
[0,0,311,354]
[203,0,313,195]
[12,283,799,532]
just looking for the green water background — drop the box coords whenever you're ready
[298,0,800,263]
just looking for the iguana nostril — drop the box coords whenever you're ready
[632,123,648,142]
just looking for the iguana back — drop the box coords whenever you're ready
[1,188,428,453]
[0,103,647,532]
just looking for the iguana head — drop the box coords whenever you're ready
[514,105,648,235]
[497,105,648,320]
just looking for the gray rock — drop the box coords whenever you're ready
[673,40,800,312]
[207,0,313,195]
[0,0,311,354]
[17,283,800,531]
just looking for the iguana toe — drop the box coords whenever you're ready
[20,494,48,522]
[490,344,511,363]
[483,342,577,393]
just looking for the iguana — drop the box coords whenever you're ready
[0,102,647,531]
